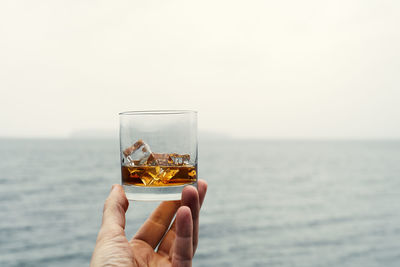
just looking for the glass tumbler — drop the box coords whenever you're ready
[119,110,197,201]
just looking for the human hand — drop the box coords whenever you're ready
[90,179,208,267]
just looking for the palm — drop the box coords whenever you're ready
[97,238,176,267]
[91,180,207,267]
[130,240,171,266]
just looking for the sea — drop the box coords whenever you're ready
[0,139,400,266]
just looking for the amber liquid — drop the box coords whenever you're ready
[121,165,197,186]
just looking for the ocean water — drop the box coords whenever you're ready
[1,139,400,266]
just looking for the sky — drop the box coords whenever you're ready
[0,0,399,139]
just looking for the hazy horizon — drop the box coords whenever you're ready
[1,128,399,141]
[1,0,399,139]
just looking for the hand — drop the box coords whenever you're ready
[90,179,208,267]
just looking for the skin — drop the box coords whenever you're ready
[91,179,208,267]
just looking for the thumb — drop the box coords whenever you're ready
[101,184,129,230]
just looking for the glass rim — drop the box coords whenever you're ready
[119,110,197,116]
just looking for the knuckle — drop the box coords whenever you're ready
[97,225,124,242]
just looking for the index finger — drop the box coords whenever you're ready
[101,184,129,229]
[96,185,129,242]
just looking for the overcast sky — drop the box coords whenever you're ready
[0,0,399,139]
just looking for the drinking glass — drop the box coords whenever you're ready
[119,110,197,201]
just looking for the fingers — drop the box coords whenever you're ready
[198,179,208,207]
[171,206,193,267]
[158,179,208,255]
[183,179,207,253]
[181,185,200,254]
[132,200,180,248]
[101,185,129,229]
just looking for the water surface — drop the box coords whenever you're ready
[0,139,399,266]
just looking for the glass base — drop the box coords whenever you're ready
[123,182,197,201]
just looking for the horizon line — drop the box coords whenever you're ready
[0,136,400,141]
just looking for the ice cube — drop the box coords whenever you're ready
[123,139,152,166]
[159,167,179,183]
[146,153,172,166]
[145,166,179,185]
[142,166,163,185]
[169,153,190,165]
[140,174,155,186]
